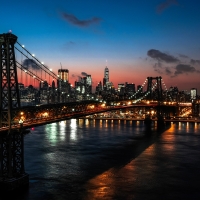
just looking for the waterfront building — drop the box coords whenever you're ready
[95,81,103,94]
[83,74,92,94]
[75,74,92,95]
[168,86,179,101]
[118,83,125,94]
[18,83,25,89]
[125,82,135,95]
[191,88,197,100]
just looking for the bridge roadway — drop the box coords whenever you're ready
[0,100,189,133]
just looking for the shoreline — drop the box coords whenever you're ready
[79,117,200,123]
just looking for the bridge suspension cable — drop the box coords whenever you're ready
[161,79,173,102]
[133,82,158,103]
[15,42,61,82]
[16,60,44,82]
[131,78,148,98]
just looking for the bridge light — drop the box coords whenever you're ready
[41,62,44,64]
[49,68,52,71]
[42,112,48,117]
[32,54,35,57]
[22,45,25,48]
[19,119,23,124]
[20,111,25,122]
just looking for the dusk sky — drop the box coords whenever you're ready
[1,0,200,93]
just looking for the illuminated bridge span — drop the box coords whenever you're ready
[0,32,192,192]
[0,100,186,132]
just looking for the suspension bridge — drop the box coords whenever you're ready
[0,32,192,192]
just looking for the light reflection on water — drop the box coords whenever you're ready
[21,120,200,200]
[70,118,77,141]
[45,123,58,145]
[83,122,200,199]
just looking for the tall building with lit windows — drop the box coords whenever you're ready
[58,69,69,82]
[57,69,70,93]
[103,66,109,86]
[75,74,92,95]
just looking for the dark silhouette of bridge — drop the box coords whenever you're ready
[0,32,191,192]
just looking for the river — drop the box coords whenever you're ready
[10,119,200,200]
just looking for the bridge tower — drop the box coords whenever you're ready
[0,33,29,192]
[146,76,165,127]
[147,76,163,101]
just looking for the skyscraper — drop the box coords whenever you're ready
[104,66,109,83]
[103,66,109,89]
[58,69,69,82]
[57,69,70,94]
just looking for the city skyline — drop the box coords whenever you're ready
[1,0,200,93]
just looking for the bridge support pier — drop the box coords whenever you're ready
[0,130,29,193]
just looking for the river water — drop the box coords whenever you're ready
[11,119,200,200]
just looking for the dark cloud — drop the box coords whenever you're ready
[165,67,172,75]
[154,68,163,74]
[178,54,189,58]
[153,62,163,74]
[173,64,200,77]
[157,62,162,68]
[61,12,101,27]
[190,59,200,65]
[81,72,88,76]
[22,59,40,70]
[156,0,179,13]
[147,49,179,63]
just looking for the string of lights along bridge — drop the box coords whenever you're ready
[0,32,198,194]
